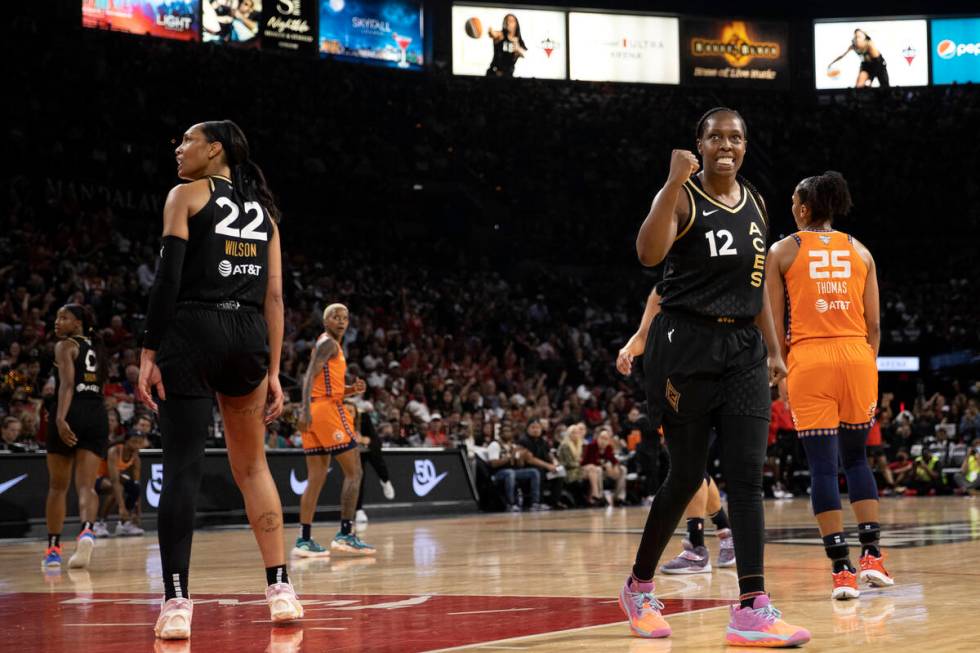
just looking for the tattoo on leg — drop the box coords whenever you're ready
[257,510,282,533]
[230,404,261,416]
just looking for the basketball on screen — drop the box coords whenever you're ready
[465,17,482,39]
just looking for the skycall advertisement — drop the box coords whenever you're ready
[814,19,929,89]
[568,12,680,85]
[680,19,789,87]
[452,4,567,79]
[81,0,200,41]
[262,0,318,53]
[931,17,980,85]
[319,0,423,69]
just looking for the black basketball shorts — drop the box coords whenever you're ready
[156,306,269,398]
[642,311,771,426]
[47,399,109,458]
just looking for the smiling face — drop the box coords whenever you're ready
[174,124,221,181]
[697,112,746,178]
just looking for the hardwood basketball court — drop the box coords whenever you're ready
[1,497,976,651]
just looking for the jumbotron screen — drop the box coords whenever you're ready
[319,0,424,70]
[452,4,567,79]
[81,0,200,41]
[813,18,929,89]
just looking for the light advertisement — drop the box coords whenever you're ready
[814,19,929,89]
[319,0,423,69]
[452,4,567,79]
[568,12,679,84]
[931,17,980,84]
[81,0,200,41]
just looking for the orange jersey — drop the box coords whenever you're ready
[784,231,869,346]
[98,444,136,477]
[310,334,346,402]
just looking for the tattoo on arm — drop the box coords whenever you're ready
[302,339,337,410]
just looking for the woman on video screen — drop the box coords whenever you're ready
[486,13,527,77]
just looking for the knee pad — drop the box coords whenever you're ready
[801,435,842,514]
[840,427,878,503]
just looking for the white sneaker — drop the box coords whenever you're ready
[381,480,395,500]
[118,521,145,537]
[266,582,304,623]
[92,521,111,538]
[155,597,193,639]
[68,530,95,569]
[355,510,368,523]
[642,495,655,506]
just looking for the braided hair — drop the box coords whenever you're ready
[694,107,768,223]
[796,171,852,226]
[199,120,281,223]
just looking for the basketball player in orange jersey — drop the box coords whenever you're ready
[766,171,894,600]
[294,304,376,556]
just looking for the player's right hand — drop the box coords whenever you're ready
[56,419,77,447]
[616,332,647,376]
[667,149,699,185]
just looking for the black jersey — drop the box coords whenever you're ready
[53,336,103,401]
[658,176,768,320]
[177,175,272,309]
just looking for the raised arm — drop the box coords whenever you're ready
[636,150,697,266]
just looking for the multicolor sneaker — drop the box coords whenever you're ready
[618,576,671,638]
[660,540,712,574]
[154,597,193,640]
[832,569,860,600]
[92,521,111,538]
[859,553,894,587]
[726,595,811,648]
[717,528,736,568]
[68,529,95,569]
[42,545,62,568]
[266,582,304,623]
[291,537,331,558]
[331,532,376,555]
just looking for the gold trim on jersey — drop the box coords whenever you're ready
[210,174,232,183]
[747,191,766,227]
[675,184,697,241]
[208,177,214,192]
[688,178,748,214]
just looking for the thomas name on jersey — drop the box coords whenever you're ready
[225,240,258,258]
[815,281,848,294]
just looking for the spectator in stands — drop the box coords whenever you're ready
[106,408,125,444]
[558,422,603,506]
[911,440,947,495]
[954,439,980,496]
[768,381,795,499]
[518,418,567,509]
[583,426,627,506]
[888,448,914,492]
[424,414,450,447]
[265,421,288,450]
[621,407,660,504]
[960,400,980,441]
[1,416,34,452]
[487,423,544,512]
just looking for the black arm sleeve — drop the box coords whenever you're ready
[142,235,187,351]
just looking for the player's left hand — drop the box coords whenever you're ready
[136,349,165,413]
[768,354,787,386]
[352,378,367,395]
[265,373,284,424]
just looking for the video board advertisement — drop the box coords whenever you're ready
[262,0,318,53]
[203,0,262,45]
[814,19,929,89]
[452,4,567,79]
[319,0,423,69]
[568,12,679,85]
[680,19,788,87]
[81,0,200,41]
[931,17,980,84]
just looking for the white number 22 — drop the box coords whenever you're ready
[214,198,268,242]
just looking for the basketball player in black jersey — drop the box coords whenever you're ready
[618,108,809,647]
[43,304,109,571]
[136,120,302,639]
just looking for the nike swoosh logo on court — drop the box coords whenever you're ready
[702,209,719,216]
[413,472,448,497]
[0,474,28,495]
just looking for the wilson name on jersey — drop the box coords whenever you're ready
[784,230,869,345]
[53,336,103,400]
[658,176,768,320]
[177,175,272,308]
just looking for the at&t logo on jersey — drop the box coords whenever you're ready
[814,298,851,313]
[937,39,980,60]
[218,259,262,278]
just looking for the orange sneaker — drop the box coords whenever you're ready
[859,553,894,587]
[831,569,860,600]
[726,595,810,647]
[618,576,671,638]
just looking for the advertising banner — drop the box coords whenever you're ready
[262,0,318,53]
[319,0,424,69]
[452,4,567,79]
[931,17,980,84]
[814,19,929,89]
[568,12,679,85]
[680,18,788,87]
[203,0,263,45]
[81,0,200,41]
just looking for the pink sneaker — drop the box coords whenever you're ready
[618,576,671,638]
[726,595,810,647]
[154,598,193,640]
[266,582,304,623]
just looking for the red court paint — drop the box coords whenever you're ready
[0,591,729,652]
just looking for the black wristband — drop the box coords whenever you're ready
[143,235,187,351]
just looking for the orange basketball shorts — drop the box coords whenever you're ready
[786,337,878,434]
[302,400,358,455]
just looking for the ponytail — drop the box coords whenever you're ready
[200,119,281,222]
[796,170,853,225]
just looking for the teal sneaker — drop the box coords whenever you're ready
[331,532,376,555]
[291,537,331,558]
